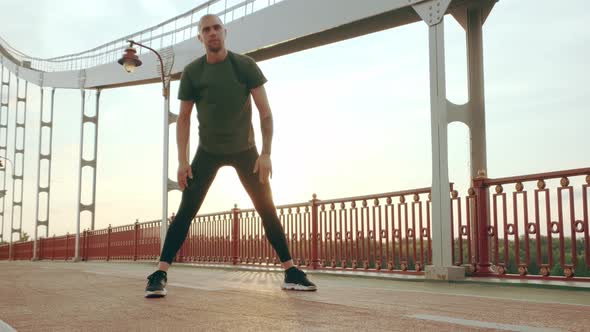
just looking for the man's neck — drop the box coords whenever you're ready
[206,49,228,64]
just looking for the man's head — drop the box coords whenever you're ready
[198,14,226,53]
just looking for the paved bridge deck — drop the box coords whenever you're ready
[1,261,589,331]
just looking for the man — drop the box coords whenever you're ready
[144,14,316,297]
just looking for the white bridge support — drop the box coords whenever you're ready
[74,86,101,261]
[10,76,27,244]
[412,0,495,280]
[32,85,55,261]
[0,63,10,243]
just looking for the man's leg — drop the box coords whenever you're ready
[158,148,221,268]
[232,148,293,266]
[232,147,317,291]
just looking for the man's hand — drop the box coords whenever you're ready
[253,154,272,184]
[178,161,193,191]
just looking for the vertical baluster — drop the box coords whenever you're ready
[416,195,424,271]
[411,195,419,270]
[583,177,590,269]
[311,194,319,269]
[341,203,347,269]
[401,196,409,271]
[558,177,574,277]
[352,202,358,269]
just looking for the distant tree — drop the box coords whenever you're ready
[16,232,30,243]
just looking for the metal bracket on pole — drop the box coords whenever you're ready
[412,0,452,26]
[167,178,180,192]
[168,111,178,124]
[79,203,96,213]
[446,100,470,125]
[450,0,497,30]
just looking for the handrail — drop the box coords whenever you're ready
[482,167,590,186]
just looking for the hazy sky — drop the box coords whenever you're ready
[0,0,588,241]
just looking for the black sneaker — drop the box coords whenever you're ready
[282,267,317,291]
[145,270,167,298]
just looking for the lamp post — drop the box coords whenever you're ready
[0,156,15,259]
[118,40,171,250]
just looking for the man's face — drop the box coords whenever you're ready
[198,16,226,53]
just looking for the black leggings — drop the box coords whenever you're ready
[159,146,292,264]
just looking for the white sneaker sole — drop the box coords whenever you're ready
[145,289,167,298]
[281,283,317,291]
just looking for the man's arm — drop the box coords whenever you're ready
[250,85,273,183]
[251,85,273,155]
[177,100,194,190]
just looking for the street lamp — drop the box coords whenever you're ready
[118,46,142,73]
[118,40,171,250]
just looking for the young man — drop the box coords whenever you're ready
[144,14,317,297]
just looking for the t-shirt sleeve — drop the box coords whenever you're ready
[177,68,196,101]
[244,57,268,90]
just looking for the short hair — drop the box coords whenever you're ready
[198,14,222,32]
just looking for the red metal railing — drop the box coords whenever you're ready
[1,169,588,281]
[107,224,135,260]
[473,168,590,280]
[234,202,310,267]
[0,244,8,259]
[35,234,76,260]
[169,188,438,274]
[451,188,477,269]
[172,188,438,274]
[176,211,234,264]
[313,189,434,273]
[82,220,162,261]
[12,241,34,260]
[136,220,161,260]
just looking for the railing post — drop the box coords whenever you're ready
[134,220,139,261]
[39,237,43,260]
[311,194,319,270]
[107,224,111,261]
[86,230,90,261]
[84,230,89,261]
[80,231,84,261]
[51,234,55,261]
[65,233,69,261]
[232,204,240,265]
[473,171,494,275]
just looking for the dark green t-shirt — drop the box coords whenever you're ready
[177,51,267,154]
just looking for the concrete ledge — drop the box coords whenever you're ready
[425,265,466,281]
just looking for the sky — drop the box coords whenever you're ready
[0,0,588,242]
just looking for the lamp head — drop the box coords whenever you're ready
[118,45,142,73]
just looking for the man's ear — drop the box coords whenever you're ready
[197,34,203,43]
